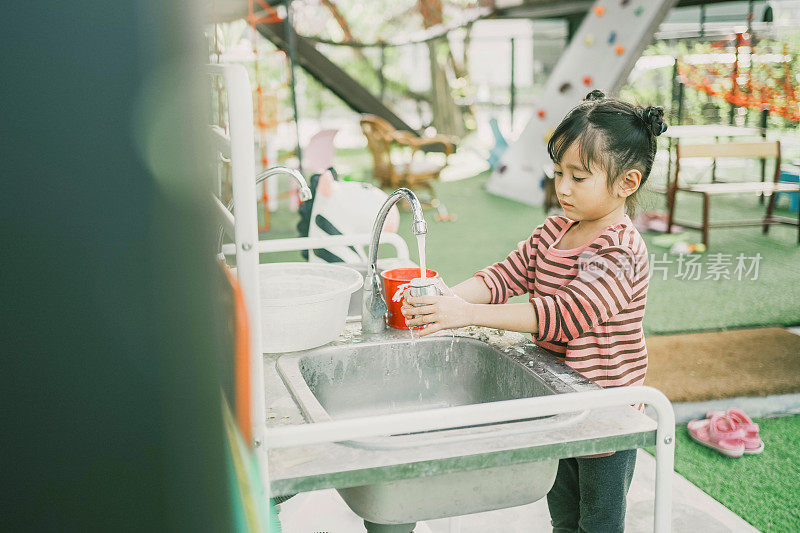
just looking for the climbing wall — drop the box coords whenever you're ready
[487,0,676,206]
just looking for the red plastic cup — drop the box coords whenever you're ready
[381,268,437,329]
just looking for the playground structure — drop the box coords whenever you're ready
[486,0,678,206]
[486,2,799,207]
[212,1,800,212]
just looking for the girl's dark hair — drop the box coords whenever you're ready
[546,90,667,214]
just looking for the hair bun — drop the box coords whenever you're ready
[584,90,605,102]
[645,106,667,136]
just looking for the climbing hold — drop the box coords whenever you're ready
[608,31,617,44]
[594,5,605,16]
[583,75,593,86]
[634,6,644,16]
[537,109,547,119]
[621,0,631,6]
[543,128,555,143]
[584,34,595,46]
[559,82,572,93]
[615,45,625,55]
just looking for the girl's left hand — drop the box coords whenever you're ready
[401,293,474,336]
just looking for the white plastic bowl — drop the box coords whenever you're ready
[257,263,363,353]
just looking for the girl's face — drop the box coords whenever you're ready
[552,141,630,221]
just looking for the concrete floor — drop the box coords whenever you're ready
[277,450,758,532]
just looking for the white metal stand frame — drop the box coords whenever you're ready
[268,386,675,532]
[208,64,674,533]
[209,63,271,493]
[209,64,412,509]
[219,232,410,260]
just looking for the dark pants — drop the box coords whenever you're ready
[546,449,637,533]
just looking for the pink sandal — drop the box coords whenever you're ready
[688,413,745,457]
[706,408,764,454]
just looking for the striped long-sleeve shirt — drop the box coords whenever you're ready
[475,215,650,388]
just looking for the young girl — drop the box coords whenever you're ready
[401,90,666,532]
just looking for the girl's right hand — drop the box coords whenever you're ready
[401,292,474,335]
[399,277,452,324]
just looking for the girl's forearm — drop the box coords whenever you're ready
[451,276,493,304]
[468,302,539,334]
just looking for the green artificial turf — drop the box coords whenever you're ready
[259,152,800,335]
[389,173,800,335]
[665,414,800,532]
[255,149,800,530]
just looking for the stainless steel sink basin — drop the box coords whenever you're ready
[276,332,590,526]
[277,334,584,449]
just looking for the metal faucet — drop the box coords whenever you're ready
[255,166,313,202]
[362,188,427,333]
[218,166,312,253]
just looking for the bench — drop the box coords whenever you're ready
[667,141,800,247]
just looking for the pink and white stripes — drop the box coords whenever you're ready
[476,215,650,388]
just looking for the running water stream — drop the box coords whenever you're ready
[417,233,426,279]
[408,233,427,343]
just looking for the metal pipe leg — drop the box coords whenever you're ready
[651,392,676,532]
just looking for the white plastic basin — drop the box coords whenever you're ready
[258,263,362,353]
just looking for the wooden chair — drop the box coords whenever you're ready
[359,114,456,201]
[667,140,800,247]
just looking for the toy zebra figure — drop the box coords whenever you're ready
[297,168,399,263]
